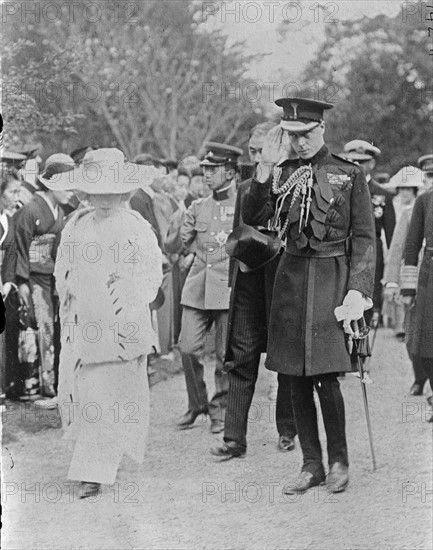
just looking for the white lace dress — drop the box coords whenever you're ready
[54,207,162,484]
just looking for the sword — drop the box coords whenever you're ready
[349,318,377,471]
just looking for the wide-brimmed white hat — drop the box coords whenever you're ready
[39,148,159,194]
[383,166,425,192]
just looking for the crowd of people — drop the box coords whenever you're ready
[0,95,432,498]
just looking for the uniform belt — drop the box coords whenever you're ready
[284,237,351,258]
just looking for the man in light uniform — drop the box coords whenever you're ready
[177,143,242,434]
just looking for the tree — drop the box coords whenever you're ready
[2,0,257,160]
[298,2,433,173]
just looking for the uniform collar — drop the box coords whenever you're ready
[212,180,234,201]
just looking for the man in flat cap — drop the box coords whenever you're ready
[211,122,297,460]
[243,97,376,493]
[344,139,395,328]
[177,142,242,434]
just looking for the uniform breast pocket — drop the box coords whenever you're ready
[330,185,346,207]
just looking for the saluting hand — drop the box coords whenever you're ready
[256,126,287,183]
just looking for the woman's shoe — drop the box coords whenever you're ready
[80,482,101,499]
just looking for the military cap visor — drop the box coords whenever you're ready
[200,142,243,167]
[417,154,433,171]
[276,97,333,133]
[344,139,381,161]
[0,151,27,162]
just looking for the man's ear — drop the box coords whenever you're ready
[226,168,236,180]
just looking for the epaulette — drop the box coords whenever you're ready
[331,153,358,166]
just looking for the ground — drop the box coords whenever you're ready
[1,328,432,550]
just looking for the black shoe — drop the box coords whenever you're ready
[277,435,295,452]
[410,382,425,396]
[283,471,325,494]
[326,463,349,493]
[210,442,246,460]
[176,409,207,429]
[210,419,224,434]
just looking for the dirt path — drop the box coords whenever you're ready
[2,328,432,549]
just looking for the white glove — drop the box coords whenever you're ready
[334,289,372,336]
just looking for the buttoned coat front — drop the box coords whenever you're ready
[402,189,433,358]
[181,187,236,310]
[242,146,376,376]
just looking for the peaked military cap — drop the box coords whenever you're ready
[276,97,334,132]
[343,139,381,161]
[417,154,433,172]
[200,142,243,167]
[0,150,27,167]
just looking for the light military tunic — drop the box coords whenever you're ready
[181,184,236,310]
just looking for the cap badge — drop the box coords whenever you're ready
[291,103,299,120]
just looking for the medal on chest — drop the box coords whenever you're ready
[214,230,229,247]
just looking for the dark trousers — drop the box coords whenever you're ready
[291,373,348,478]
[420,357,433,393]
[179,307,229,421]
[224,268,296,449]
[225,366,296,448]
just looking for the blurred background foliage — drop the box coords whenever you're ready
[2,0,432,172]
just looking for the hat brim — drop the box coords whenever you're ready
[1,151,28,161]
[200,159,225,167]
[226,225,282,271]
[280,120,320,133]
[343,152,374,162]
[39,163,158,194]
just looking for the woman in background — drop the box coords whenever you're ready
[14,154,74,400]
[0,168,21,403]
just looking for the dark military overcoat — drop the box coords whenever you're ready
[402,189,433,358]
[242,145,376,376]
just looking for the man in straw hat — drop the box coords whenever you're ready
[344,139,396,328]
[176,142,241,434]
[242,97,376,493]
[41,147,163,496]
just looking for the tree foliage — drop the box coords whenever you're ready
[2,0,257,160]
[300,2,433,173]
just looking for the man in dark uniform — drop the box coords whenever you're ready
[177,143,242,434]
[344,140,395,327]
[243,98,376,493]
[210,122,297,460]
[401,185,433,421]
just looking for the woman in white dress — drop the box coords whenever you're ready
[41,148,162,497]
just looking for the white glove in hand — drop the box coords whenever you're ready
[334,289,369,336]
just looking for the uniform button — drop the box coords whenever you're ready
[211,232,215,236]
[207,264,212,268]
[209,247,214,252]
[213,216,217,220]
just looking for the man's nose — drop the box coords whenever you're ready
[254,152,262,163]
